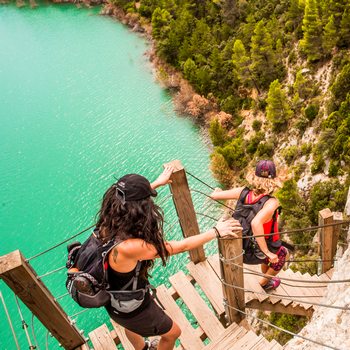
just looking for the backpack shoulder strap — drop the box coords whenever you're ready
[237,187,250,205]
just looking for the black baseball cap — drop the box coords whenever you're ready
[115,174,157,203]
[255,160,277,179]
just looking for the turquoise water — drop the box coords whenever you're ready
[0,4,221,349]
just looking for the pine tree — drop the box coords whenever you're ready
[339,6,350,47]
[287,0,304,30]
[151,8,172,40]
[183,58,197,84]
[250,20,277,88]
[232,40,252,87]
[209,119,227,147]
[300,0,323,61]
[323,15,337,55]
[266,80,293,132]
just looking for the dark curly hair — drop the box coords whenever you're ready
[96,184,169,277]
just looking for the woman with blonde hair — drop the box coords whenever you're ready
[210,160,288,291]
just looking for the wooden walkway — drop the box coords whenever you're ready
[87,252,333,350]
[196,254,333,318]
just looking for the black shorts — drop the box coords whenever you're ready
[106,298,173,337]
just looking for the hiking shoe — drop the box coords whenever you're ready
[145,339,159,350]
[262,277,281,292]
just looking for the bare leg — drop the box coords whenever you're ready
[158,321,181,350]
[259,266,279,286]
[125,328,145,350]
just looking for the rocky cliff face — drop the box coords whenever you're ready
[284,189,350,350]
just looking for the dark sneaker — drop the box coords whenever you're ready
[262,277,281,292]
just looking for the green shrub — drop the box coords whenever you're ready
[282,146,298,165]
[252,119,262,132]
[217,137,248,170]
[301,143,312,156]
[292,163,306,180]
[308,179,349,224]
[304,103,319,121]
[256,140,275,158]
[328,160,340,177]
[246,131,264,155]
[311,155,325,174]
[295,115,309,133]
[209,119,227,147]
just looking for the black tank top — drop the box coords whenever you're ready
[107,262,151,317]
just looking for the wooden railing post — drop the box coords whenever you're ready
[318,208,335,274]
[0,250,86,350]
[165,160,206,263]
[218,231,245,325]
[332,212,343,259]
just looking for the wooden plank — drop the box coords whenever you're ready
[156,284,203,349]
[303,273,325,297]
[276,270,298,307]
[187,260,225,316]
[325,267,334,279]
[245,299,312,317]
[89,324,116,350]
[110,320,134,350]
[166,160,205,263]
[218,233,245,324]
[269,339,283,349]
[169,271,224,341]
[244,271,269,303]
[230,330,260,349]
[0,250,85,350]
[293,271,321,304]
[249,335,270,350]
[280,269,312,310]
[318,208,334,273]
[203,323,247,350]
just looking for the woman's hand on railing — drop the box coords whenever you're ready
[214,218,242,238]
[151,165,174,189]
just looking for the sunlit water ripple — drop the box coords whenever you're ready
[0,4,222,349]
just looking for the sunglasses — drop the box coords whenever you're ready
[115,187,126,205]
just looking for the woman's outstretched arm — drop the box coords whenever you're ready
[116,218,242,263]
[210,187,245,200]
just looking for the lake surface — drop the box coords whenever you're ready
[0,3,221,349]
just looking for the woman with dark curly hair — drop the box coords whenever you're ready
[97,165,241,350]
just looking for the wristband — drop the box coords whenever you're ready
[213,226,221,238]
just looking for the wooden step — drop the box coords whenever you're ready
[169,270,224,341]
[230,330,260,349]
[89,324,116,350]
[110,320,133,350]
[203,323,248,350]
[187,259,225,316]
[269,339,283,349]
[156,284,203,349]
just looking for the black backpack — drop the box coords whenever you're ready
[66,229,149,312]
[232,187,281,258]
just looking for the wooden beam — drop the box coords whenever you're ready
[165,160,205,263]
[245,299,313,317]
[318,209,334,273]
[0,250,85,350]
[218,232,245,325]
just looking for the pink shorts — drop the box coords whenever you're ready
[264,246,288,271]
